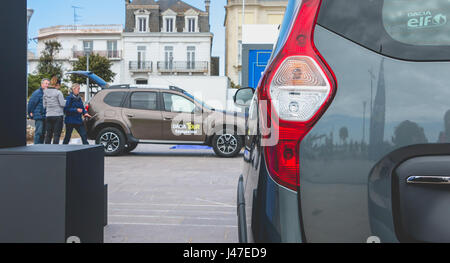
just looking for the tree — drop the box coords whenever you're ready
[392,120,427,147]
[36,40,63,77]
[28,40,65,97]
[70,53,116,93]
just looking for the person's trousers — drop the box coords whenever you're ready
[34,119,46,144]
[45,116,64,144]
[63,123,89,145]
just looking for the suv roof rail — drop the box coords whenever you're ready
[105,84,186,93]
[169,86,187,93]
[108,84,130,89]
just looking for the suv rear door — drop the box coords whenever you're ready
[300,0,450,242]
[122,91,163,140]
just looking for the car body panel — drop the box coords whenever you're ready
[298,25,450,242]
[66,71,108,88]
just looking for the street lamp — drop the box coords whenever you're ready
[85,50,91,101]
[27,9,34,27]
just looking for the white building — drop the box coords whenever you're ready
[28,24,124,86]
[28,1,235,110]
[121,0,214,85]
[28,0,216,84]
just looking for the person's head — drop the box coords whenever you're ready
[71,83,80,95]
[50,76,60,89]
[41,78,50,90]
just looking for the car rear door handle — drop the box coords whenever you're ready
[126,114,135,118]
[406,176,450,185]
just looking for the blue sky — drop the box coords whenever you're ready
[27,0,227,75]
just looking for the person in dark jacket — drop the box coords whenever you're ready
[63,83,92,145]
[44,76,66,144]
[28,78,49,144]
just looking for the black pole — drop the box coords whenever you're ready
[0,0,27,148]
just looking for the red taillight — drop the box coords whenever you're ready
[259,0,337,191]
[85,104,89,112]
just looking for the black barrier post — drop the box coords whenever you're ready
[0,0,27,148]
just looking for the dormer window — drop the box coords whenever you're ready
[187,18,196,32]
[138,17,147,32]
[184,9,199,33]
[162,9,177,33]
[134,9,150,33]
[165,18,174,32]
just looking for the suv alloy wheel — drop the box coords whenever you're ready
[96,127,126,156]
[212,130,243,157]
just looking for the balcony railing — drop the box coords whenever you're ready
[157,61,209,73]
[72,50,122,59]
[39,24,123,38]
[129,61,153,72]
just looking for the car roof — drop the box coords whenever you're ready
[106,84,184,91]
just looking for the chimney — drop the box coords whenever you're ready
[205,0,211,13]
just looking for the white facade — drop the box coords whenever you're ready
[242,24,280,45]
[28,25,124,89]
[121,31,213,85]
[28,23,214,88]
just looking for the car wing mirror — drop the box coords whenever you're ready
[234,87,255,107]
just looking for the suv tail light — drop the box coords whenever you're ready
[259,0,337,191]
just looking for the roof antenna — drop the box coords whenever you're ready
[72,6,83,27]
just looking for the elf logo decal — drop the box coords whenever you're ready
[407,10,447,28]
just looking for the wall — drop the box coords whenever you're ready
[224,0,287,86]
[144,76,231,110]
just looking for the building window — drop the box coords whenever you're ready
[187,46,196,69]
[187,18,196,32]
[164,46,174,70]
[107,40,118,58]
[137,46,146,69]
[135,79,148,85]
[165,18,174,32]
[135,9,150,33]
[138,17,147,32]
[83,40,93,55]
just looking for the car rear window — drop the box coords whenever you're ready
[103,92,126,107]
[130,92,158,111]
[383,0,450,46]
[317,0,450,61]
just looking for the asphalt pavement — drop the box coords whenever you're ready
[103,144,243,243]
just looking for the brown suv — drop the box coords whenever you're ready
[85,84,246,157]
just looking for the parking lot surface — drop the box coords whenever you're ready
[104,144,242,243]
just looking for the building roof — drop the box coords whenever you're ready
[164,1,203,13]
[131,0,204,13]
[130,0,157,4]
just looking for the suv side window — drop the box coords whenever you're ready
[130,92,158,111]
[163,93,195,113]
[317,0,450,61]
[104,92,126,107]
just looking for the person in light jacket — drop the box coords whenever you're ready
[43,76,66,144]
[63,83,91,145]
